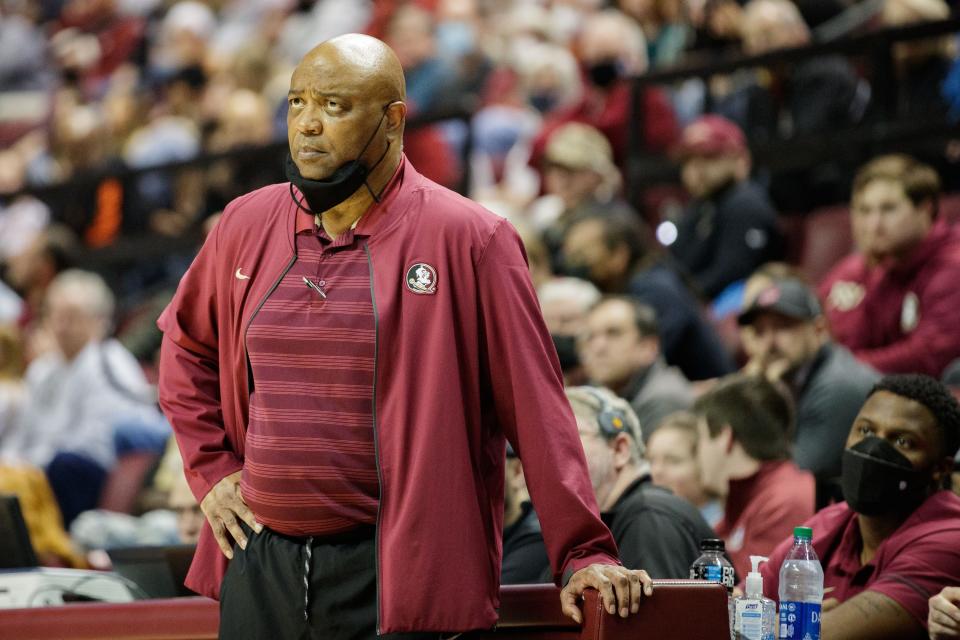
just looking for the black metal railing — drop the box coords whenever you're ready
[626,17,960,205]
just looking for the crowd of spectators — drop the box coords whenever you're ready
[2,0,960,637]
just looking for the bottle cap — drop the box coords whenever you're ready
[745,555,768,597]
[794,526,813,540]
[700,538,725,552]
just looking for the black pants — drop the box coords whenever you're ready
[219,525,444,640]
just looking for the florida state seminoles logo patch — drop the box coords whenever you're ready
[406,263,438,294]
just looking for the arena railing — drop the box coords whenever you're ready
[626,16,960,205]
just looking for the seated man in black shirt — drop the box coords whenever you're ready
[567,386,716,577]
[501,443,551,584]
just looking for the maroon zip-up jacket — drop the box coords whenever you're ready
[819,218,960,377]
[157,157,619,633]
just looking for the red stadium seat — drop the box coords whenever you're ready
[797,204,853,286]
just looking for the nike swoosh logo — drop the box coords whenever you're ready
[235,268,250,280]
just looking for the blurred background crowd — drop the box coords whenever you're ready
[1,0,960,609]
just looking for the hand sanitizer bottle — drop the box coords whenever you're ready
[732,555,777,640]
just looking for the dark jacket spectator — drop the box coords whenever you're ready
[569,386,714,578]
[580,299,694,433]
[602,476,717,579]
[738,276,880,484]
[562,211,735,380]
[670,116,782,300]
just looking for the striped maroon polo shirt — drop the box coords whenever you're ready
[240,202,387,537]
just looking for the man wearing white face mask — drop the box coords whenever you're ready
[760,374,960,640]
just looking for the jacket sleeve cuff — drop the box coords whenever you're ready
[187,456,245,503]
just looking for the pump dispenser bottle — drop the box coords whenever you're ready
[732,555,777,640]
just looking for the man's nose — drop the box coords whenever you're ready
[859,210,882,234]
[295,109,322,136]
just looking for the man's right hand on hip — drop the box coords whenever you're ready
[201,471,263,559]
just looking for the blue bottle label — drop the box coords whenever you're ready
[779,601,821,640]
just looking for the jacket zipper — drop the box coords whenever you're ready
[243,254,298,397]
[364,243,384,635]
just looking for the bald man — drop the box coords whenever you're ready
[158,34,649,639]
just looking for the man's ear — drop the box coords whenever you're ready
[932,455,954,490]
[612,433,634,470]
[721,424,736,454]
[384,101,406,140]
[608,243,631,276]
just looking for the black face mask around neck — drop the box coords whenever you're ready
[841,436,929,517]
[286,108,391,215]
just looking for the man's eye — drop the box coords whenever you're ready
[326,100,341,110]
[858,424,873,435]
[289,97,304,108]
[896,436,913,449]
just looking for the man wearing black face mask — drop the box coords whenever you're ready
[528,9,678,170]
[158,33,652,640]
[760,374,960,640]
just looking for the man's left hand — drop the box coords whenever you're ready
[559,564,653,624]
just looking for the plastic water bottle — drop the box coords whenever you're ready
[778,526,823,640]
[690,538,736,593]
[690,539,736,638]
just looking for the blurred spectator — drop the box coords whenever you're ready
[148,1,214,82]
[4,224,77,331]
[562,210,735,380]
[738,275,880,491]
[820,155,960,377]
[580,297,694,434]
[0,323,25,444]
[724,0,868,212]
[537,277,601,385]
[669,115,782,300]
[692,374,816,579]
[203,88,282,217]
[1,270,159,525]
[515,222,553,291]
[384,3,460,188]
[646,410,723,527]
[759,375,960,639]
[882,0,954,120]
[277,0,373,65]
[50,0,145,95]
[529,8,679,170]
[0,463,84,567]
[617,0,692,68]
[529,122,624,265]
[169,469,202,545]
[501,443,549,585]
[0,146,51,266]
[0,2,55,93]
[0,280,22,325]
[70,507,180,551]
[568,386,715,578]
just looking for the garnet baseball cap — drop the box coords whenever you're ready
[674,115,748,159]
[737,278,823,326]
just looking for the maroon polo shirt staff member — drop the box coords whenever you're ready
[760,374,960,640]
[158,34,653,640]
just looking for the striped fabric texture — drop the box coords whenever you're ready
[241,228,378,537]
